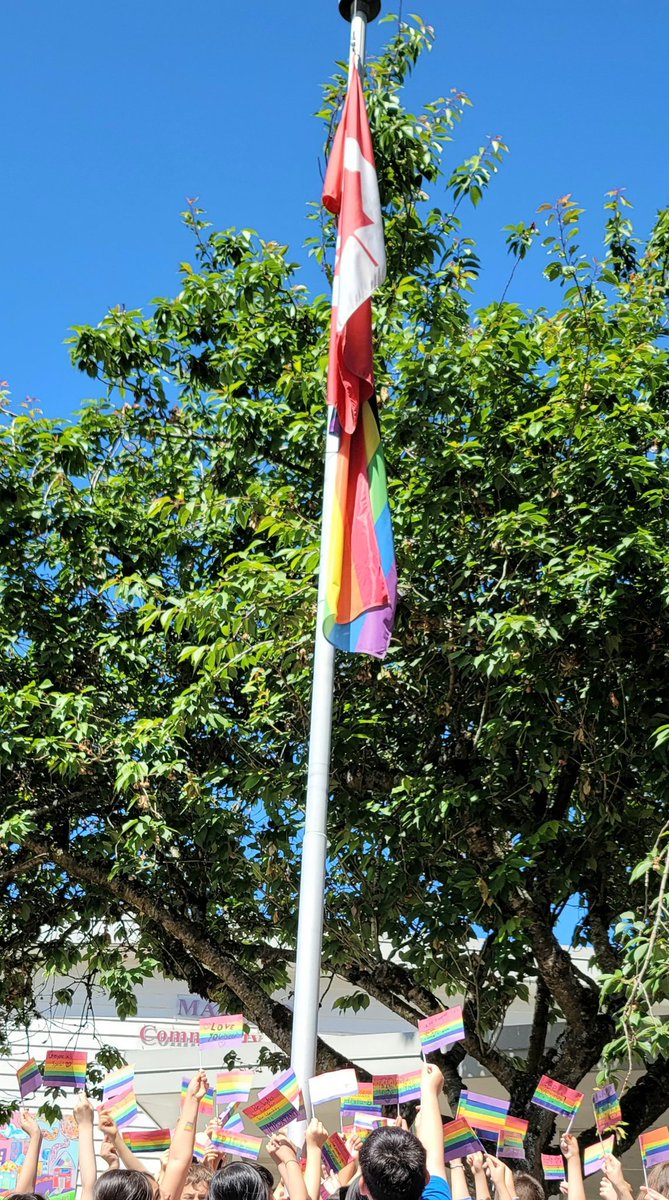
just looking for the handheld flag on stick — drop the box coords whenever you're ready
[418,1006,466,1055]
[198,1014,244,1046]
[309,1069,358,1107]
[498,1116,528,1160]
[43,1049,87,1090]
[373,1075,399,1107]
[17,1057,43,1100]
[593,1085,622,1136]
[639,1127,669,1169]
[322,65,396,658]
[103,1065,135,1103]
[457,1091,510,1139]
[104,1089,138,1128]
[124,1130,172,1154]
[212,1129,263,1161]
[443,1118,485,1162]
[531,1075,584,1118]
[217,1070,255,1107]
[541,1155,565,1182]
[583,1137,615,1177]
[341,1083,380,1114]
[397,1070,422,1104]
[322,1132,353,1175]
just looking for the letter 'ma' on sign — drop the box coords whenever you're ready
[177,998,200,1017]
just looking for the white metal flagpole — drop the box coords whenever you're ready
[289,0,380,1122]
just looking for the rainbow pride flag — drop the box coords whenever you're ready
[17,1057,43,1100]
[532,1075,584,1117]
[593,1085,622,1136]
[583,1136,614,1177]
[457,1091,510,1139]
[193,1134,210,1162]
[217,1071,254,1106]
[341,1083,380,1115]
[443,1118,484,1163]
[198,1014,244,1046]
[541,1155,565,1181]
[270,1067,301,1110]
[124,1130,172,1154]
[213,1129,263,1161]
[397,1070,422,1104]
[321,66,395,659]
[103,1066,135,1102]
[244,1070,299,1134]
[639,1127,669,1167]
[322,1133,353,1175]
[418,1006,466,1055]
[43,1049,87,1090]
[105,1089,138,1128]
[498,1116,528,1160]
[373,1075,399,1107]
[199,1089,215,1120]
[223,1113,245,1134]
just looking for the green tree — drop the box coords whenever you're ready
[2,16,669,1173]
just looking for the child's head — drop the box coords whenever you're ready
[94,1171,156,1200]
[513,1173,546,1200]
[183,1166,214,1200]
[648,1165,669,1197]
[211,1164,272,1200]
[359,1127,427,1200]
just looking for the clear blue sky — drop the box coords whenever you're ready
[2,0,668,419]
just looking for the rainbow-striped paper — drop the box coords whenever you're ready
[105,1089,138,1128]
[223,1113,245,1134]
[271,1067,301,1110]
[593,1085,622,1136]
[124,1130,172,1154]
[43,1049,87,1090]
[457,1090,510,1139]
[639,1126,669,1167]
[199,1088,216,1120]
[418,1006,466,1055]
[213,1129,263,1161]
[198,1014,244,1046]
[583,1136,614,1177]
[17,1057,43,1100]
[353,1111,380,1143]
[373,1075,399,1107]
[341,1083,380,1115]
[244,1071,299,1134]
[322,1133,353,1175]
[443,1118,484,1163]
[498,1116,528,1160]
[309,1069,358,1107]
[541,1155,565,1181]
[217,1070,254,1107]
[397,1070,422,1104]
[103,1066,135,1102]
[532,1075,584,1117]
[192,1134,209,1163]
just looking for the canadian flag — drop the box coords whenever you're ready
[323,66,386,434]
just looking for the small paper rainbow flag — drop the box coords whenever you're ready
[223,1113,245,1134]
[443,1118,484,1163]
[541,1155,565,1181]
[43,1049,88,1090]
[244,1072,299,1135]
[341,1083,380,1114]
[124,1130,172,1154]
[498,1116,528,1160]
[583,1136,614,1177]
[309,1069,358,1107]
[593,1085,622,1136]
[105,1089,138,1128]
[397,1070,422,1104]
[17,1057,43,1100]
[457,1091,510,1138]
[271,1067,301,1110]
[418,1006,466,1055]
[217,1071,255,1106]
[373,1075,399,1107]
[103,1066,135,1102]
[353,1111,380,1143]
[192,1134,209,1162]
[640,1127,669,1167]
[532,1075,584,1117]
[199,1014,244,1046]
[213,1130,263,1161]
[199,1089,215,1120]
[322,1132,353,1175]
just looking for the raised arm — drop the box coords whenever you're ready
[15,1110,43,1194]
[468,1152,491,1200]
[268,1131,308,1200]
[449,1159,470,1200]
[561,1133,585,1200]
[98,1110,148,1174]
[74,1094,97,1200]
[304,1118,328,1200]
[483,1154,514,1200]
[339,1134,362,1188]
[418,1063,447,1181]
[161,1069,208,1200]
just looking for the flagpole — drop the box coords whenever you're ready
[289,0,381,1122]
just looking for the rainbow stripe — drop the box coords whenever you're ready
[583,1136,614,1177]
[639,1126,669,1166]
[192,1134,209,1163]
[322,1133,352,1175]
[213,1130,263,1161]
[418,1006,465,1055]
[103,1066,135,1102]
[217,1070,254,1106]
[17,1057,43,1100]
[244,1074,298,1134]
[43,1049,87,1090]
[397,1070,422,1104]
[457,1091,510,1138]
[199,1088,215,1120]
[532,1075,584,1117]
[498,1116,528,1160]
[593,1085,622,1135]
[198,1014,244,1046]
[124,1130,171,1154]
[223,1113,245,1134]
[373,1075,399,1106]
[443,1118,484,1163]
[341,1084,380,1115]
[105,1089,138,1128]
[541,1155,565,1181]
[270,1068,301,1110]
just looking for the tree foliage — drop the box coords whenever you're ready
[2,15,669,1171]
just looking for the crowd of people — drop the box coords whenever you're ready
[2,1066,665,1200]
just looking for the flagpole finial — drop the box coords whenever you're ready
[338,0,381,20]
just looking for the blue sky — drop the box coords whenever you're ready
[2,0,668,419]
